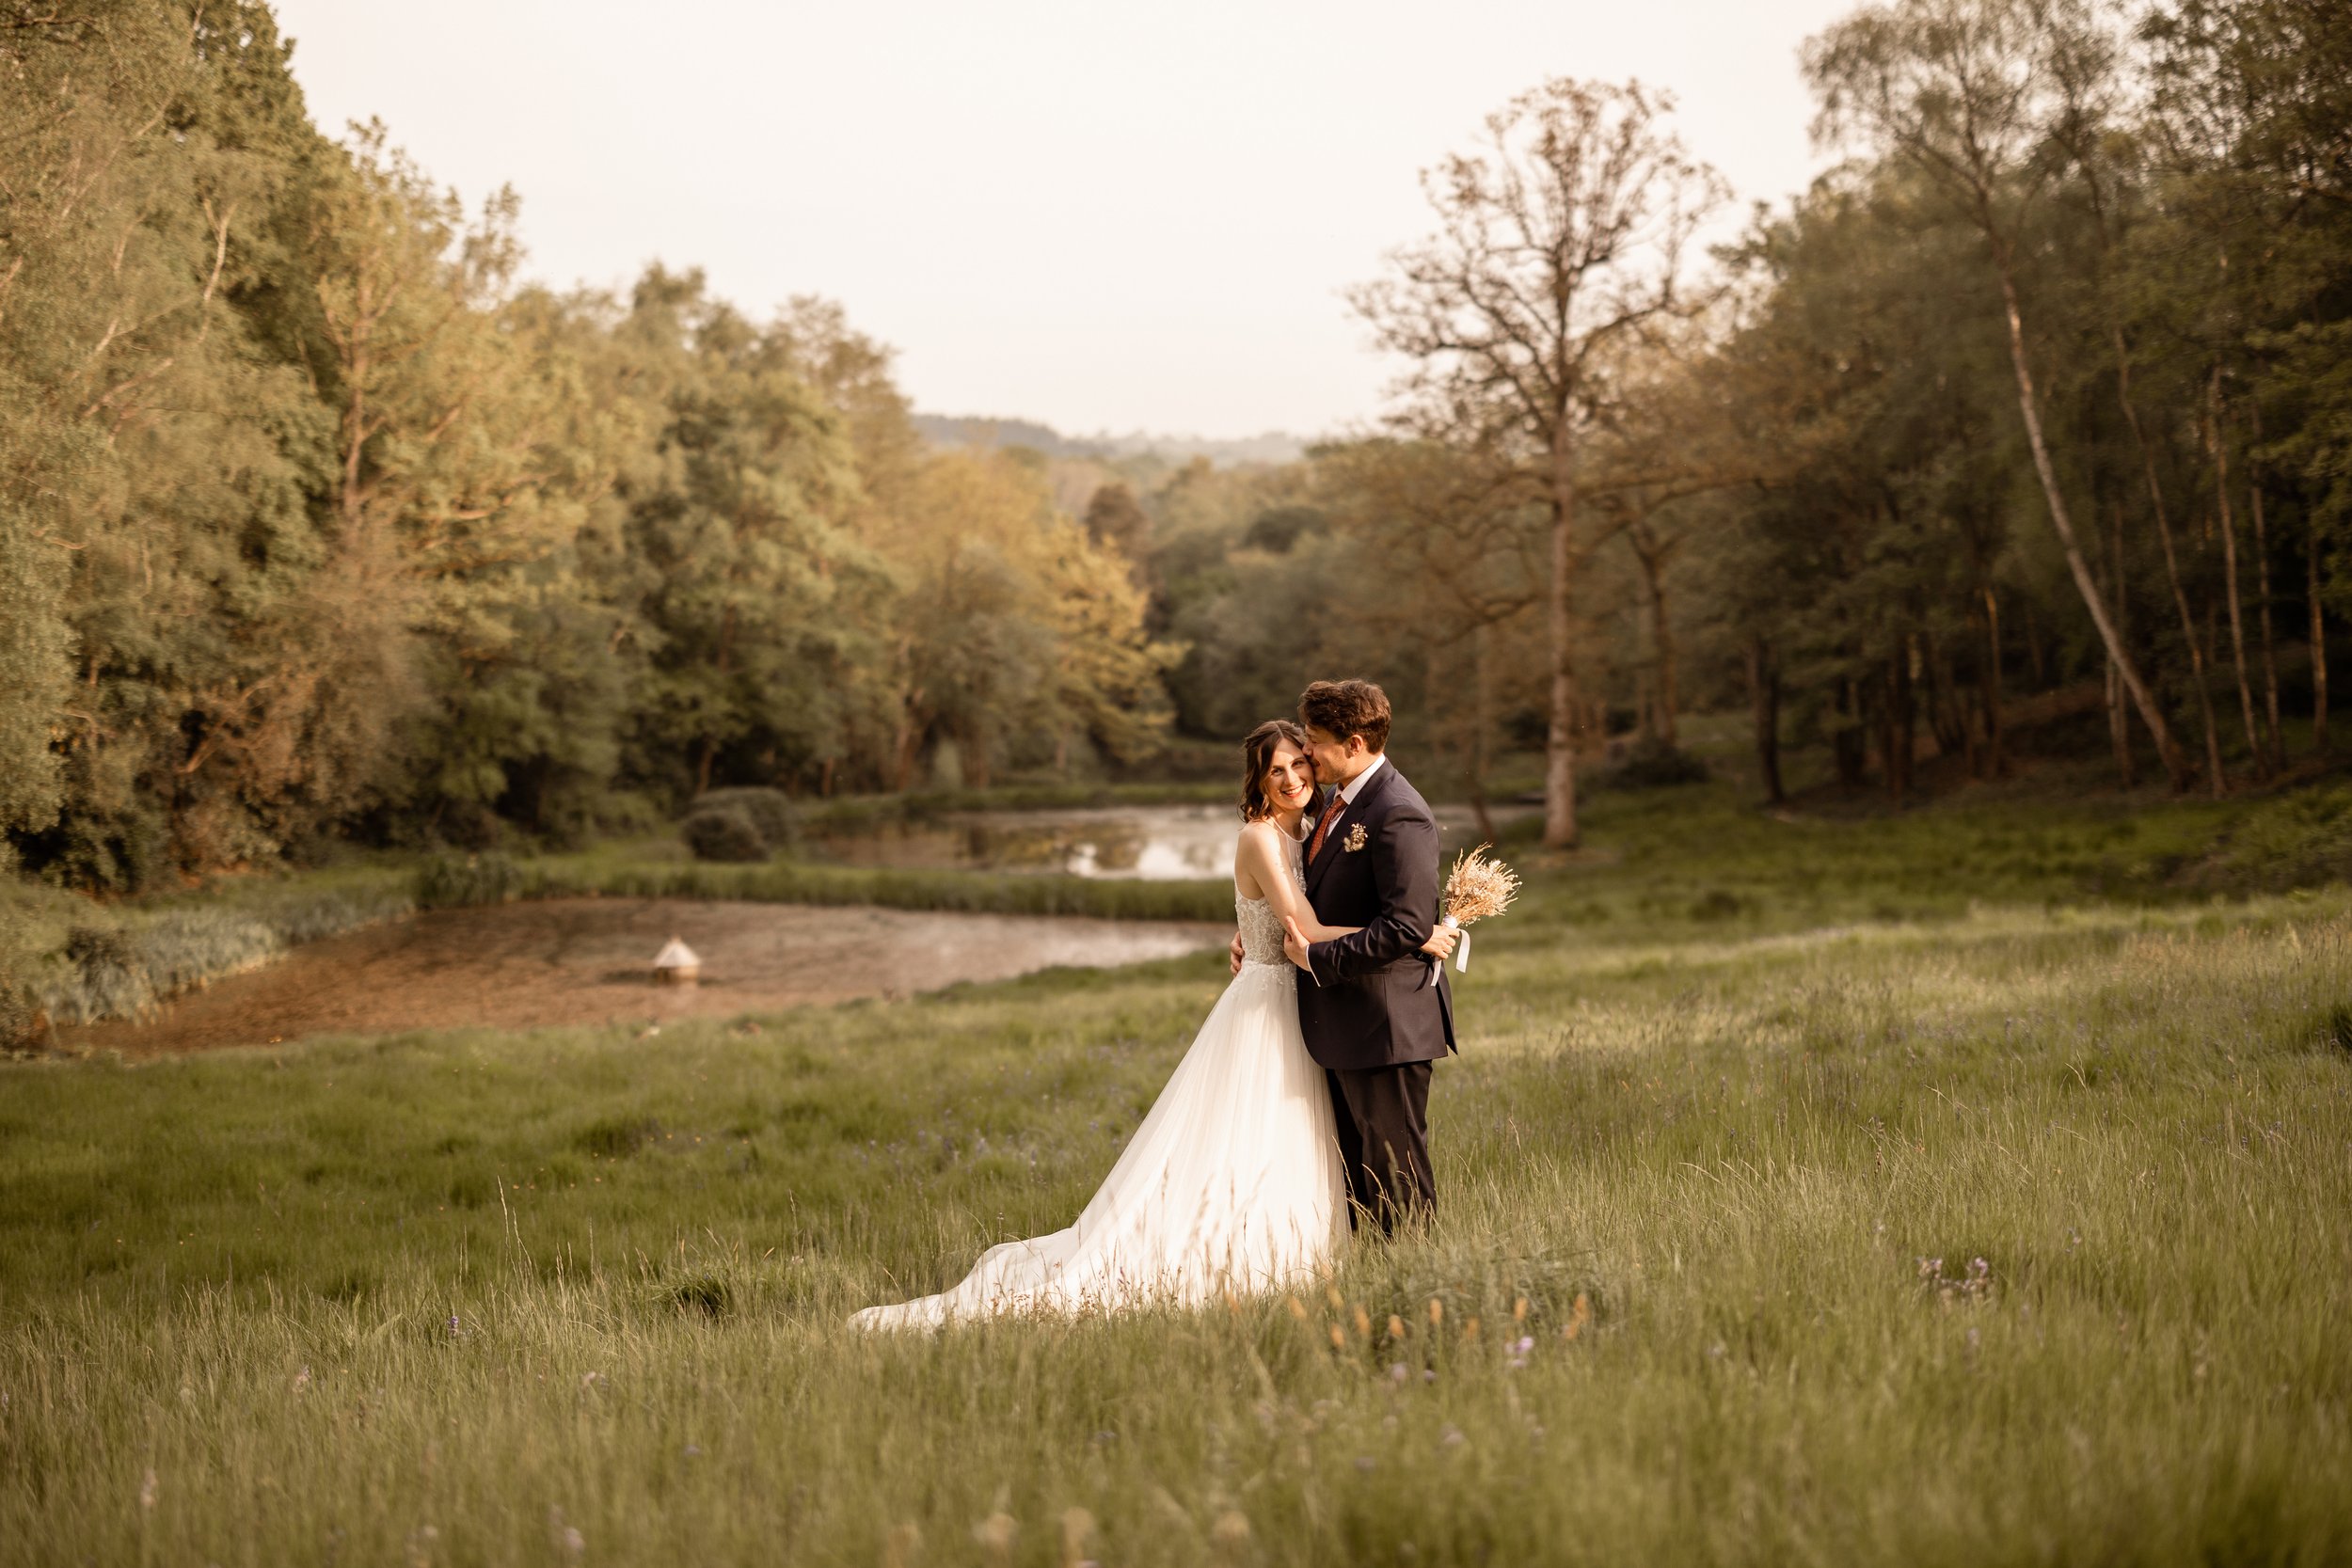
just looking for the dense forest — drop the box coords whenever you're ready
[3,0,2347,892]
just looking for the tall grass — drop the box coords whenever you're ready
[4,785,2350,1561]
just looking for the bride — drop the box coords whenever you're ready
[850,719,1457,1329]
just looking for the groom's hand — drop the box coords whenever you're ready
[1228,931,1247,975]
[1281,914,1313,975]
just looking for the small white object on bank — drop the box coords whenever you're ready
[652,937,701,984]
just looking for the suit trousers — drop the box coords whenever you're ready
[1326,1061,1435,1232]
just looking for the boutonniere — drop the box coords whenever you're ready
[1343,822,1369,853]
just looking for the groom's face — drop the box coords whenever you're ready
[1304,725,1373,785]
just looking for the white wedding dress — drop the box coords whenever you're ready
[850,836,1343,1329]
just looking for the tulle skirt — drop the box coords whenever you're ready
[850,962,1343,1329]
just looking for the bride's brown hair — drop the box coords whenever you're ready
[1238,719,1311,822]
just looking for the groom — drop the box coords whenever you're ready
[1279,679,1455,1232]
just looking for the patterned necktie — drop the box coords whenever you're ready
[1309,797,1343,861]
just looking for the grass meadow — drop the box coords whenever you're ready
[5,773,2352,1564]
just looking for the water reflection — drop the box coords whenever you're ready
[812,803,1514,881]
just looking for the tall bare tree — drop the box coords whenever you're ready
[1350,79,1726,848]
[1806,0,2196,791]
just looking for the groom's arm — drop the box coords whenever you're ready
[1307,808,1438,984]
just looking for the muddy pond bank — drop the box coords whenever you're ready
[61,898,1227,1054]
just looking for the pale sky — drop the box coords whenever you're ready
[270,0,1855,439]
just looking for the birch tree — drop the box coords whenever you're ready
[1805,0,2197,790]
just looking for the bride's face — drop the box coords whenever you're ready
[1263,742,1316,815]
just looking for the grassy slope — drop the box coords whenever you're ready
[4,778,2351,1563]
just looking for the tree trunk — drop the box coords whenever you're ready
[1992,262,2188,788]
[2102,659,2131,785]
[2201,595,2226,797]
[892,725,923,793]
[1467,624,1497,843]
[2312,517,2330,755]
[1835,726,1867,793]
[961,720,992,790]
[1889,641,1915,803]
[2155,507,2223,797]
[1747,636,1784,805]
[2208,374,2267,781]
[1542,441,1580,849]
[2110,327,2215,793]
[2246,423,2282,772]
[1931,632,1978,773]
[1979,586,2006,779]
[2106,501,2135,787]
[1834,677,1867,792]
[1630,528,1678,749]
[697,606,739,795]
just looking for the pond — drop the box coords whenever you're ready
[809,801,1521,880]
[60,898,1226,1055]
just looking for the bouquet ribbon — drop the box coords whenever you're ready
[1424,913,1470,982]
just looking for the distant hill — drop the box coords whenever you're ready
[913,414,1308,469]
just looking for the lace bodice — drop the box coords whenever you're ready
[1236,837,1307,967]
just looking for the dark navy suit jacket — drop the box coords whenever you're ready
[1296,761,1457,1069]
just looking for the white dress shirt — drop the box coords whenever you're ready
[1336,751,1387,806]
[1312,752,1386,840]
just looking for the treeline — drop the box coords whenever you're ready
[0,2,1171,892]
[1084,0,2351,847]
[5,0,2349,897]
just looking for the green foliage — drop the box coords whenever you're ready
[678,807,769,864]
[0,12,1181,894]
[689,788,799,853]
[414,853,525,911]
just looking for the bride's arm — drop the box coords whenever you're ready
[1239,827,1455,957]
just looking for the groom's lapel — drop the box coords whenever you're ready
[1306,764,1394,896]
[1304,789,1342,897]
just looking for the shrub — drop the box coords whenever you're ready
[415,852,526,910]
[681,806,769,863]
[0,982,45,1053]
[58,924,153,1021]
[2175,783,2352,894]
[132,910,279,997]
[690,788,798,853]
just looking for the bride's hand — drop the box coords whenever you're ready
[1280,914,1312,974]
[1420,925,1460,960]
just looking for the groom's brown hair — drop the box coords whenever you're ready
[1298,679,1391,753]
